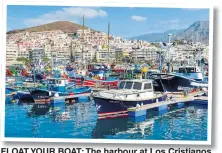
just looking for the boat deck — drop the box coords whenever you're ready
[128,91,207,112]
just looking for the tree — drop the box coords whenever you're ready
[92,53,97,63]
[42,57,50,62]
[16,57,30,65]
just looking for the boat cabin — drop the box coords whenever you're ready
[88,63,108,72]
[177,66,204,81]
[178,66,201,73]
[97,79,164,101]
[47,78,69,86]
[46,78,71,92]
[118,80,154,92]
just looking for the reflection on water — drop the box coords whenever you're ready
[5,101,207,140]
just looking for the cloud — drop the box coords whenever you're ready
[24,7,108,27]
[131,15,147,22]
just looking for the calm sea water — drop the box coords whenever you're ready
[5,100,207,140]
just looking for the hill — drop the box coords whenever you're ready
[130,29,184,42]
[130,21,209,44]
[176,21,209,44]
[7,21,92,34]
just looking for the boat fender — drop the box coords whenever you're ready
[55,92,59,97]
[136,103,140,108]
[12,100,16,103]
[69,92,74,96]
[141,102,143,106]
[156,99,159,103]
[137,94,140,97]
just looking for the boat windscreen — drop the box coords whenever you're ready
[179,67,196,73]
[125,82,133,89]
[48,80,56,84]
[144,83,152,90]
[133,82,142,90]
[119,82,125,89]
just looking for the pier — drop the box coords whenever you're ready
[128,91,208,117]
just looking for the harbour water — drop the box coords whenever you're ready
[5,100,207,140]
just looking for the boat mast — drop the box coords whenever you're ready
[107,22,110,65]
[82,15,85,68]
[70,40,73,63]
[33,64,36,88]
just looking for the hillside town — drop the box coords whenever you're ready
[6,22,209,67]
[5,7,210,141]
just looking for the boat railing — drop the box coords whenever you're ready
[94,89,153,100]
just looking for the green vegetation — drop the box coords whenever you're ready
[42,57,50,62]
[92,53,98,63]
[16,57,30,65]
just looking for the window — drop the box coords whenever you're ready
[144,83,152,90]
[125,82,133,89]
[133,82,142,90]
[179,67,196,73]
[119,82,125,89]
[57,80,61,84]
[48,80,55,84]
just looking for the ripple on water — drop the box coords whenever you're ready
[5,101,207,140]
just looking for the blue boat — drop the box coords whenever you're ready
[5,89,13,104]
[5,88,18,104]
[16,78,91,104]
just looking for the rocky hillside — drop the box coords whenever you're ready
[130,21,209,44]
[7,21,92,34]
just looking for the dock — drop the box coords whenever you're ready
[128,91,208,117]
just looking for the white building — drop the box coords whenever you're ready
[6,43,19,62]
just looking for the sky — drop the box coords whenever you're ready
[7,5,209,38]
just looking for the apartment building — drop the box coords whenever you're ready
[6,43,19,62]
[29,48,45,63]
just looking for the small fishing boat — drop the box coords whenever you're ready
[87,63,109,76]
[149,73,208,94]
[5,89,14,104]
[74,74,119,88]
[175,66,205,81]
[17,78,92,104]
[93,79,167,119]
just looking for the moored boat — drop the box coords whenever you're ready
[92,79,167,119]
[175,66,205,81]
[149,73,208,94]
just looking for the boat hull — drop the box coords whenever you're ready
[94,94,167,119]
[17,92,35,103]
[150,73,208,92]
[75,78,97,87]
[75,78,119,88]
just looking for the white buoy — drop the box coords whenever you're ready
[136,103,140,107]
[54,92,59,97]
